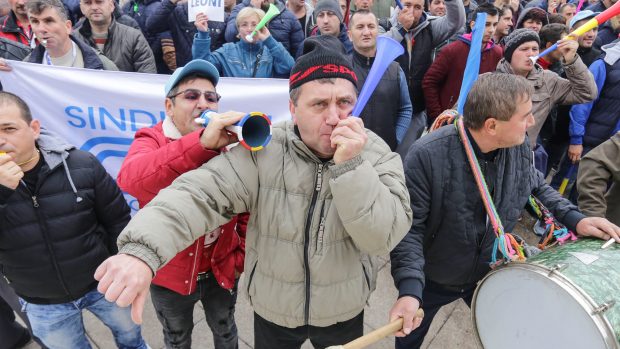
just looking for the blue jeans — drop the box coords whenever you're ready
[150,272,238,349]
[19,288,147,349]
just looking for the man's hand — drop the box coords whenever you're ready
[200,111,246,150]
[94,254,154,324]
[254,26,271,42]
[557,37,578,64]
[567,144,583,163]
[397,8,415,31]
[0,58,13,72]
[389,296,423,337]
[0,153,23,189]
[195,12,209,32]
[331,117,367,164]
[576,217,620,243]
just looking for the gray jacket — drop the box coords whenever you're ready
[73,19,156,73]
[117,121,412,328]
[496,56,598,147]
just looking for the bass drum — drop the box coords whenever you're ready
[472,238,620,349]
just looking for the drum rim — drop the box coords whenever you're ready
[471,262,619,349]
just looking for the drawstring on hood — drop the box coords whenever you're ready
[37,128,83,203]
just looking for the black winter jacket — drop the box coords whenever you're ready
[391,125,585,302]
[0,131,130,304]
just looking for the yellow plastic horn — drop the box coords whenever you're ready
[245,4,280,42]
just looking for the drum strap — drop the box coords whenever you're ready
[455,118,526,266]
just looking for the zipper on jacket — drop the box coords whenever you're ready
[303,164,323,325]
[21,182,74,299]
[315,203,327,256]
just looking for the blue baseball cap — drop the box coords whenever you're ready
[569,10,598,30]
[164,59,220,96]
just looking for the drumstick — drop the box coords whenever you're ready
[601,238,615,249]
[326,309,425,349]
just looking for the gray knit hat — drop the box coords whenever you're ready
[313,0,343,23]
[504,28,540,62]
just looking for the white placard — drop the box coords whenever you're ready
[188,0,225,23]
[0,61,291,213]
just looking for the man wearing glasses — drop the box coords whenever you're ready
[116,59,249,349]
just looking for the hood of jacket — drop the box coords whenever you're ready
[458,32,496,51]
[37,128,75,169]
[603,41,620,66]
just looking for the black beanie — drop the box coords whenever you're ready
[503,28,540,63]
[289,36,357,91]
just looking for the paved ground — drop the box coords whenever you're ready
[21,216,540,349]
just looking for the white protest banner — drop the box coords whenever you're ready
[0,61,290,211]
[188,0,225,22]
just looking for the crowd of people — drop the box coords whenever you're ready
[0,0,619,347]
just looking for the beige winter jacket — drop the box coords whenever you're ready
[118,120,412,328]
[577,132,620,226]
[496,56,598,147]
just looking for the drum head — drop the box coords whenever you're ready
[473,265,614,349]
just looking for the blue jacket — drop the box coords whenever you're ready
[146,0,226,68]
[570,46,620,149]
[225,0,303,61]
[122,0,174,73]
[192,31,294,78]
[301,23,353,57]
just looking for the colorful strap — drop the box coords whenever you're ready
[455,118,525,266]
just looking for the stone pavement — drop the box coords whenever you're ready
[22,217,540,349]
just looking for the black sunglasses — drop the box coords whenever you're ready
[168,89,221,103]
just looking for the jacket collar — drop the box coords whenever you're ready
[497,58,544,87]
[163,117,183,140]
[286,121,334,164]
[27,34,105,69]
[458,32,496,51]
[352,48,375,66]
[36,128,74,170]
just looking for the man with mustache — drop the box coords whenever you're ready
[116,59,249,349]
[0,0,117,71]
[0,0,33,46]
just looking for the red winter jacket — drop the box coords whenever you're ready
[422,34,504,121]
[117,121,247,294]
[0,12,32,46]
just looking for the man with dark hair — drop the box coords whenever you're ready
[303,0,353,55]
[73,0,156,73]
[384,0,465,127]
[422,3,502,123]
[116,60,248,349]
[348,9,412,150]
[493,5,512,45]
[538,23,568,71]
[570,10,602,67]
[0,0,117,71]
[0,91,148,349]
[390,72,620,349]
[93,35,413,349]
